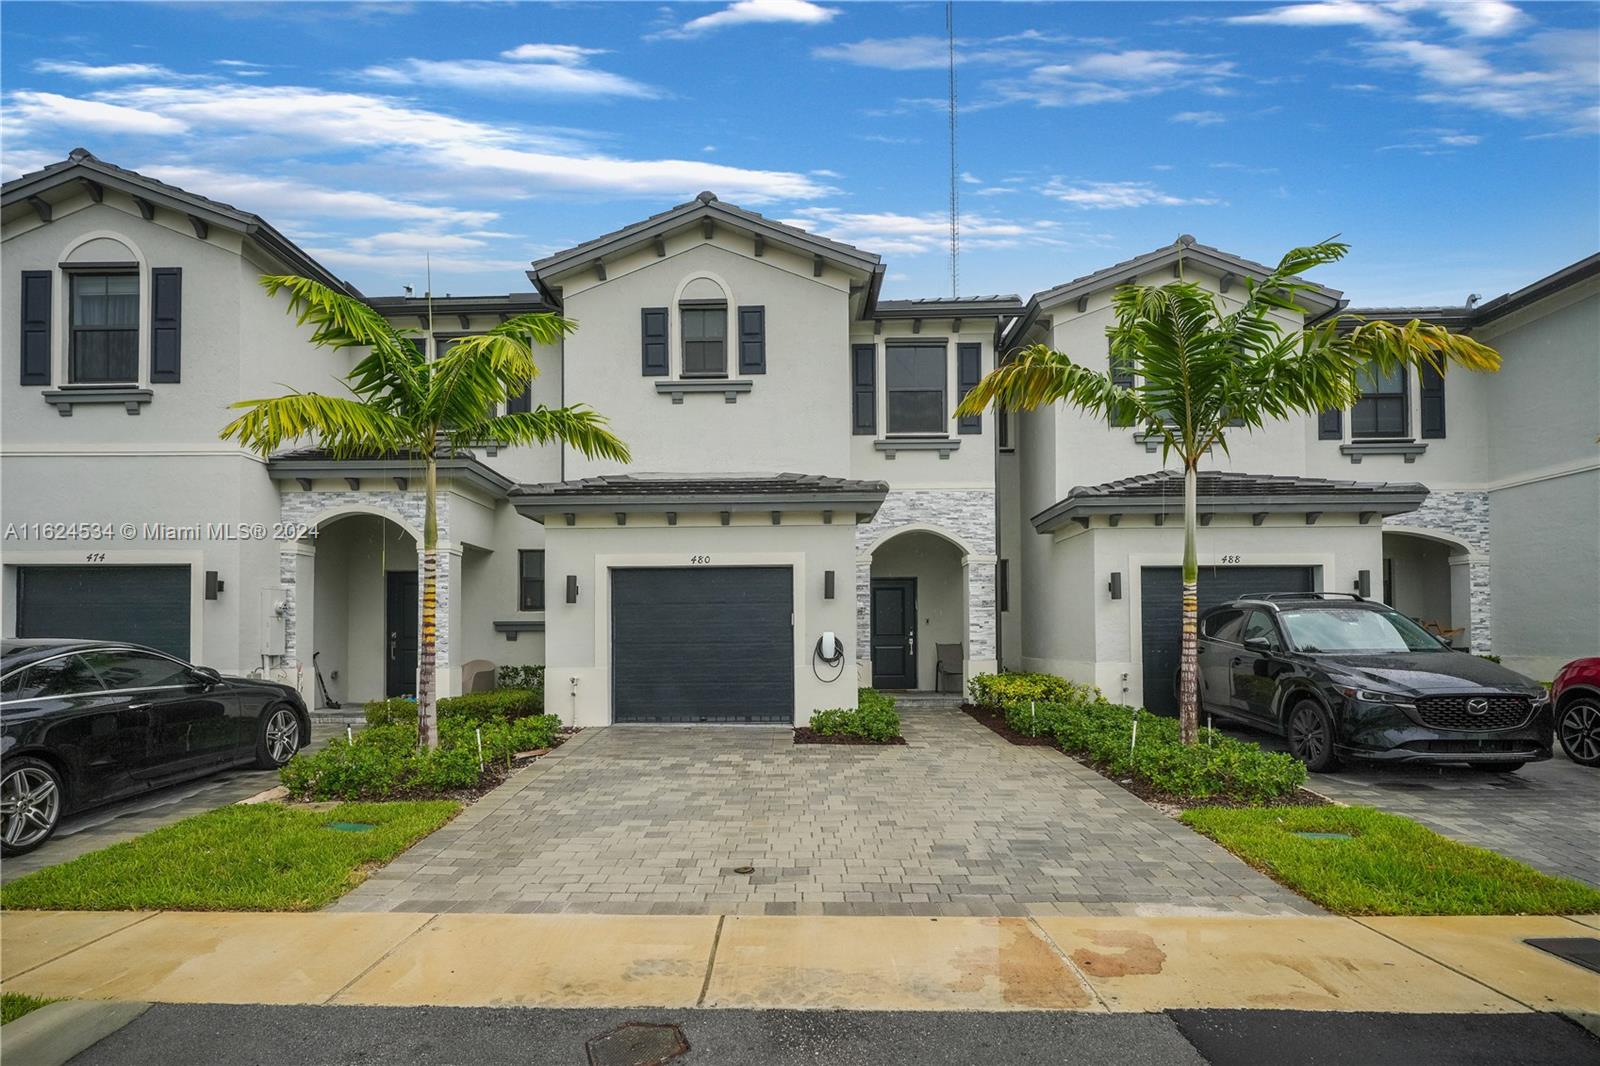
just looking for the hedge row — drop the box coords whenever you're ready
[968,672,1104,715]
[365,688,543,727]
[809,689,901,742]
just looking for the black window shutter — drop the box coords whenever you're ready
[1109,352,1136,427]
[1420,364,1445,439]
[20,271,51,386]
[507,382,532,414]
[851,343,876,435]
[1318,408,1343,440]
[737,305,766,375]
[957,342,982,434]
[149,267,182,383]
[997,405,1011,448]
[641,307,669,376]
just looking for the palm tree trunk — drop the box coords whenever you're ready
[417,455,439,751]
[1178,461,1200,745]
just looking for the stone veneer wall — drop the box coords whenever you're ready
[276,488,453,672]
[854,488,997,667]
[1386,490,1490,652]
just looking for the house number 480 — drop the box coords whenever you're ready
[690,555,712,565]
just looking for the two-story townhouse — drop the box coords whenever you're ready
[998,236,1599,707]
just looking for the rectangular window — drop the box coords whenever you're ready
[519,550,545,611]
[680,304,727,377]
[997,406,1012,449]
[1351,364,1408,438]
[885,343,946,435]
[998,559,1010,612]
[69,273,138,383]
[1109,351,1136,427]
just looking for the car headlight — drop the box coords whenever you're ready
[1334,686,1415,706]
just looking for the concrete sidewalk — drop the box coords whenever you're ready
[3,911,1596,1020]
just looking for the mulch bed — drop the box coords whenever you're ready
[960,703,1329,812]
[793,728,908,746]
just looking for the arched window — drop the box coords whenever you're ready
[679,277,728,378]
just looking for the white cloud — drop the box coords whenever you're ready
[5,91,188,135]
[1374,32,1598,125]
[31,60,184,80]
[1406,0,1527,37]
[661,0,838,39]
[499,43,610,64]
[1227,1,1410,34]
[1172,110,1226,125]
[1060,50,1235,81]
[1376,127,1484,152]
[813,36,952,70]
[135,165,500,227]
[1041,179,1220,209]
[781,206,1060,255]
[996,50,1235,108]
[360,54,659,98]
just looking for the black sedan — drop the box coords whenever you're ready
[1195,593,1553,772]
[1,639,311,855]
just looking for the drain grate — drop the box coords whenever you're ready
[586,1022,689,1066]
[1523,937,1600,975]
[326,822,377,833]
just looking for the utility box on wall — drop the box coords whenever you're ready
[260,587,288,657]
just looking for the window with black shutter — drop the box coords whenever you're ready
[956,342,982,434]
[69,273,139,384]
[681,303,727,377]
[1109,351,1136,427]
[737,305,765,374]
[519,550,545,611]
[1318,408,1343,440]
[149,267,181,383]
[20,271,51,385]
[1420,363,1445,439]
[641,307,669,376]
[886,343,946,435]
[507,382,532,414]
[1351,364,1408,438]
[851,343,876,435]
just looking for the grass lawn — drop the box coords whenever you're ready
[1182,805,1600,916]
[0,801,458,912]
[2,993,59,1025]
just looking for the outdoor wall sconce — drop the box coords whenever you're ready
[1355,569,1371,598]
[1108,572,1122,600]
[566,575,579,604]
[205,571,225,600]
[824,570,836,599]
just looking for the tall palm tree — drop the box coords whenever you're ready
[222,275,630,749]
[956,240,1500,745]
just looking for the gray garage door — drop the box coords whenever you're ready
[16,565,192,659]
[612,567,793,724]
[1140,565,1315,716]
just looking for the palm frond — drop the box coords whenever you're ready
[955,344,1162,427]
[260,275,423,406]
[456,406,632,463]
[221,392,416,459]
[488,311,578,347]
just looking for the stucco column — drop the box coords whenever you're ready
[431,544,465,699]
[964,556,998,680]
[280,539,317,706]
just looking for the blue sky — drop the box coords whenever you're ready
[3,1,1596,306]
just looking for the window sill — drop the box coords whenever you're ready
[655,379,753,404]
[874,437,960,459]
[493,619,546,641]
[42,386,153,416]
[1341,440,1428,464]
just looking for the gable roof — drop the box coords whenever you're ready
[2,149,358,295]
[527,191,884,306]
[1032,470,1428,532]
[1004,235,1347,352]
[874,295,1024,319]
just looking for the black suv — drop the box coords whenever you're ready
[1194,593,1552,772]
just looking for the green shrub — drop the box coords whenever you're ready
[1040,700,1306,804]
[281,712,563,800]
[364,689,543,727]
[968,672,1105,713]
[809,689,901,742]
[496,664,546,691]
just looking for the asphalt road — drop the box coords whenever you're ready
[64,1004,1599,1066]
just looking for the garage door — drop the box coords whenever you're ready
[612,567,793,724]
[16,565,192,659]
[1140,565,1315,716]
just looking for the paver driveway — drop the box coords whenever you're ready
[334,708,1316,917]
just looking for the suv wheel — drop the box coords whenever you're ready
[1,756,65,857]
[1557,696,1600,767]
[1287,701,1341,773]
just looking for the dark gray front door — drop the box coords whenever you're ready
[16,565,191,658]
[870,578,917,689]
[385,571,419,698]
[612,567,793,724]
[1140,565,1315,716]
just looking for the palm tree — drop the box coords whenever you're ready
[222,275,630,749]
[956,240,1500,745]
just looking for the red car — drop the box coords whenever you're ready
[1553,657,1600,767]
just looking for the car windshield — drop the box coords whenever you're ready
[1278,607,1447,653]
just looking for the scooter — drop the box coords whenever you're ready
[313,651,341,709]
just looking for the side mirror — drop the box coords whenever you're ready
[1243,635,1270,651]
[191,666,223,688]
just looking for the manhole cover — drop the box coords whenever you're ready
[1291,832,1354,840]
[326,821,377,833]
[1523,937,1600,975]
[586,1022,689,1066]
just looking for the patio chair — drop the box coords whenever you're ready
[934,643,963,695]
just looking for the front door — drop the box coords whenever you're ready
[870,578,917,689]
[385,570,420,698]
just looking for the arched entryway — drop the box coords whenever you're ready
[1382,528,1473,649]
[866,528,969,692]
[306,512,420,706]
